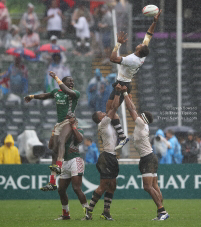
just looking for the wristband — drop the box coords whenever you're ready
[115,91,121,96]
[146,32,153,36]
[55,76,63,85]
[29,95,34,99]
[113,42,121,52]
[123,92,128,97]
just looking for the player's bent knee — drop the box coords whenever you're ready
[72,186,81,194]
[143,185,152,192]
[58,187,66,195]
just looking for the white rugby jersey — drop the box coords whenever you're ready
[117,54,146,82]
[98,116,117,155]
[133,117,153,157]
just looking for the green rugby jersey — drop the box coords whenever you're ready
[64,128,84,161]
[50,89,80,123]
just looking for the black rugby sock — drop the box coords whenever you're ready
[88,191,102,212]
[111,119,126,140]
[104,192,113,214]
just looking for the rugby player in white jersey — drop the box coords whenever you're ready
[83,84,122,221]
[121,85,169,221]
[108,10,162,151]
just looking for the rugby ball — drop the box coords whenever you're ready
[142,5,159,17]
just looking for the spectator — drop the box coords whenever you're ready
[160,130,182,164]
[0,56,28,95]
[90,5,102,56]
[21,25,40,49]
[84,137,99,164]
[0,134,21,164]
[72,2,94,29]
[39,35,67,63]
[87,68,108,112]
[115,0,127,33]
[181,131,199,163]
[105,72,116,95]
[195,133,201,160]
[45,0,64,39]
[72,9,91,55]
[98,4,112,64]
[45,53,71,92]
[153,129,170,163]
[19,3,40,34]
[3,24,22,49]
[0,0,11,47]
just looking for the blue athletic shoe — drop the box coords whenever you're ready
[152,212,170,221]
[115,137,129,151]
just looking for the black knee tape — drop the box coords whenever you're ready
[111,119,120,126]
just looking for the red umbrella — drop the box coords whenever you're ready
[0,2,5,8]
[6,48,36,58]
[38,43,66,53]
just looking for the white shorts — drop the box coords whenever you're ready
[60,157,85,179]
[54,119,70,136]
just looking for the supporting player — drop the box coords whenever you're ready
[54,118,88,220]
[83,84,122,221]
[24,71,80,177]
[108,10,162,151]
[121,85,169,221]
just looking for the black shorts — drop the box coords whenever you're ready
[139,153,158,176]
[108,80,132,105]
[96,152,119,179]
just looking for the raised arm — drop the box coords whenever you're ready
[49,71,77,98]
[110,31,128,64]
[69,118,83,144]
[24,92,53,103]
[143,10,162,46]
[122,86,138,121]
[107,84,121,119]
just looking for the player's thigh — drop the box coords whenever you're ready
[71,175,82,190]
[59,123,72,143]
[142,176,154,190]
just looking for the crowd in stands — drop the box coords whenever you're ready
[152,129,201,164]
[0,0,129,97]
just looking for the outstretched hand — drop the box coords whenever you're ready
[117,31,128,44]
[49,71,57,79]
[115,83,122,92]
[154,9,162,22]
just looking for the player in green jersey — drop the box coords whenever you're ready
[24,71,80,186]
[55,118,88,220]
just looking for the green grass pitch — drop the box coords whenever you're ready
[0,199,200,227]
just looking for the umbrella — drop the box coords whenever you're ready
[37,43,66,53]
[0,2,5,8]
[6,48,36,58]
[164,126,195,133]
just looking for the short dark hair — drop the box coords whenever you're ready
[92,112,100,124]
[85,137,92,142]
[167,129,174,135]
[62,76,72,83]
[143,111,153,124]
[139,45,149,58]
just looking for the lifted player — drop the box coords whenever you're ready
[122,85,169,221]
[24,71,80,179]
[108,10,162,151]
[83,84,122,221]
